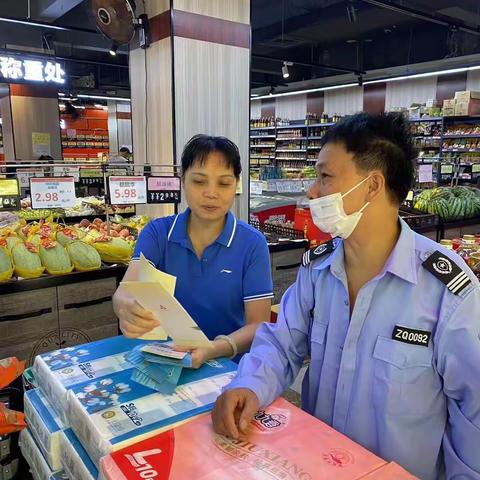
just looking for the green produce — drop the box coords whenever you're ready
[39,243,73,275]
[0,246,13,282]
[66,241,101,272]
[12,243,44,279]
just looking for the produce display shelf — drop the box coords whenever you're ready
[409,117,443,122]
[443,134,480,139]
[439,216,480,229]
[17,211,136,222]
[0,264,127,296]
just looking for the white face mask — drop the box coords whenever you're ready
[309,175,371,239]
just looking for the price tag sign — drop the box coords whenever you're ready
[17,168,44,188]
[441,164,454,174]
[472,164,480,174]
[80,168,103,187]
[250,181,263,195]
[109,176,147,205]
[418,164,433,183]
[0,178,20,211]
[30,177,76,209]
[276,180,303,193]
[147,176,181,204]
[54,166,80,182]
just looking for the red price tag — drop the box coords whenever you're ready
[109,176,147,205]
[30,177,76,209]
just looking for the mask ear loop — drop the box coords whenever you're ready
[341,175,372,199]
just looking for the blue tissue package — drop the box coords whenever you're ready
[33,336,147,422]
[66,357,237,466]
[24,388,67,471]
[60,428,98,480]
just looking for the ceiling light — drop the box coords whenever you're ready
[109,43,118,56]
[282,62,290,79]
[269,86,275,96]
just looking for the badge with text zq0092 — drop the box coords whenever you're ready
[422,250,471,295]
[392,326,431,347]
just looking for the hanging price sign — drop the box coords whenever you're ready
[109,176,147,205]
[30,177,76,209]
[147,176,181,204]
[17,168,44,188]
[472,164,480,174]
[250,181,263,195]
[441,164,454,174]
[54,166,80,182]
[80,168,103,187]
[0,178,20,211]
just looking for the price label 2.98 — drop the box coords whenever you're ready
[109,176,147,205]
[30,177,76,209]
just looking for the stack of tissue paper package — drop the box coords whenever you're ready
[20,335,237,480]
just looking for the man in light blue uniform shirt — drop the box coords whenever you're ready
[212,113,480,479]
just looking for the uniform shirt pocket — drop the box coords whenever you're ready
[372,336,441,416]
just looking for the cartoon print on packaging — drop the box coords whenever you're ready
[75,378,132,413]
[41,346,90,369]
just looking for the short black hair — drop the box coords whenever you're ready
[321,112,417,204]
[181,134,241,179]
[119,147,130,154]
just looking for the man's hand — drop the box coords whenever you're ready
[212,388,260,440]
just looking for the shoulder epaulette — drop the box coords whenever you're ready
[422,250,472,296]
[302,239,338,267]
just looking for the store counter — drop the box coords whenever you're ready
[0,265,126,366]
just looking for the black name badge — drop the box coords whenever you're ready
[392,326,431,347]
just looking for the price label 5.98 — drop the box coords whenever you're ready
[30,177,76,209]
[109,176,147,205]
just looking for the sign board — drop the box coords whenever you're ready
[0,56,65,85]
[250,180,263,196]
[32,132,51,157]
[441,164,454,174]
[0,178,20,211]
[418,164,433,183]
[17,168,45,188]
[147,176,181,204]
[109,176,147,205]
[276,179,303,193]
[80,168,103,187]
[472,164,480,174]
[54,166,80,182]
[30,177,76,209]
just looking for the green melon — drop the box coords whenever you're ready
[39,243,73,275]
[12,243,44,279]
[0,246,13,282]
[66,241,101,272]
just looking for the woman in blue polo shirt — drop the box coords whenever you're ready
[113,135,273,366]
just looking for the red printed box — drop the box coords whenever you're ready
[100,397,389,480]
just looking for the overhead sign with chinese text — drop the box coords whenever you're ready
[0,56,65,85]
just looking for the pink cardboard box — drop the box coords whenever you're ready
[100,397,388,480]
[360,462,418,479]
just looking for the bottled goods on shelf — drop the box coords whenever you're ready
[250,117,276,128]
[276,140,307,150]
[457,234,480,274]
[309,126,330,137]
[251,138,275,147]
[444,123,480,136]
[276,129,304,139]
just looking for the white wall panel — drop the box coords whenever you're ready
[324,86,363,115]
[385,77,438,110]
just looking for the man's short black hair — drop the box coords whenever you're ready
[321,112,417,204]
[181,135,241,179]
[119,147,130,154]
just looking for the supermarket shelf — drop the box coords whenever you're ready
[250,156,275,159]
[276,149,306,153]
[307,146,321,149]
[308,136,325,140]
[443,149,480,153]
[443,115,480,121]
[306,122,336,127]
[443,134,480,139]
[275,157,309,161]
[276,124,308,129]
[251,144,275,148]
[409,117,443,122]
[413,135,442,139]
[276,137,307,140]
[250,135,276,139]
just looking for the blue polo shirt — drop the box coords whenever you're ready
[132,209,273,341]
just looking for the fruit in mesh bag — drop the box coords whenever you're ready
[0,244,13,282]
[66,240,102,272]
[11,242,44,279]
[94,237,133,264]
[39,241,73,275]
